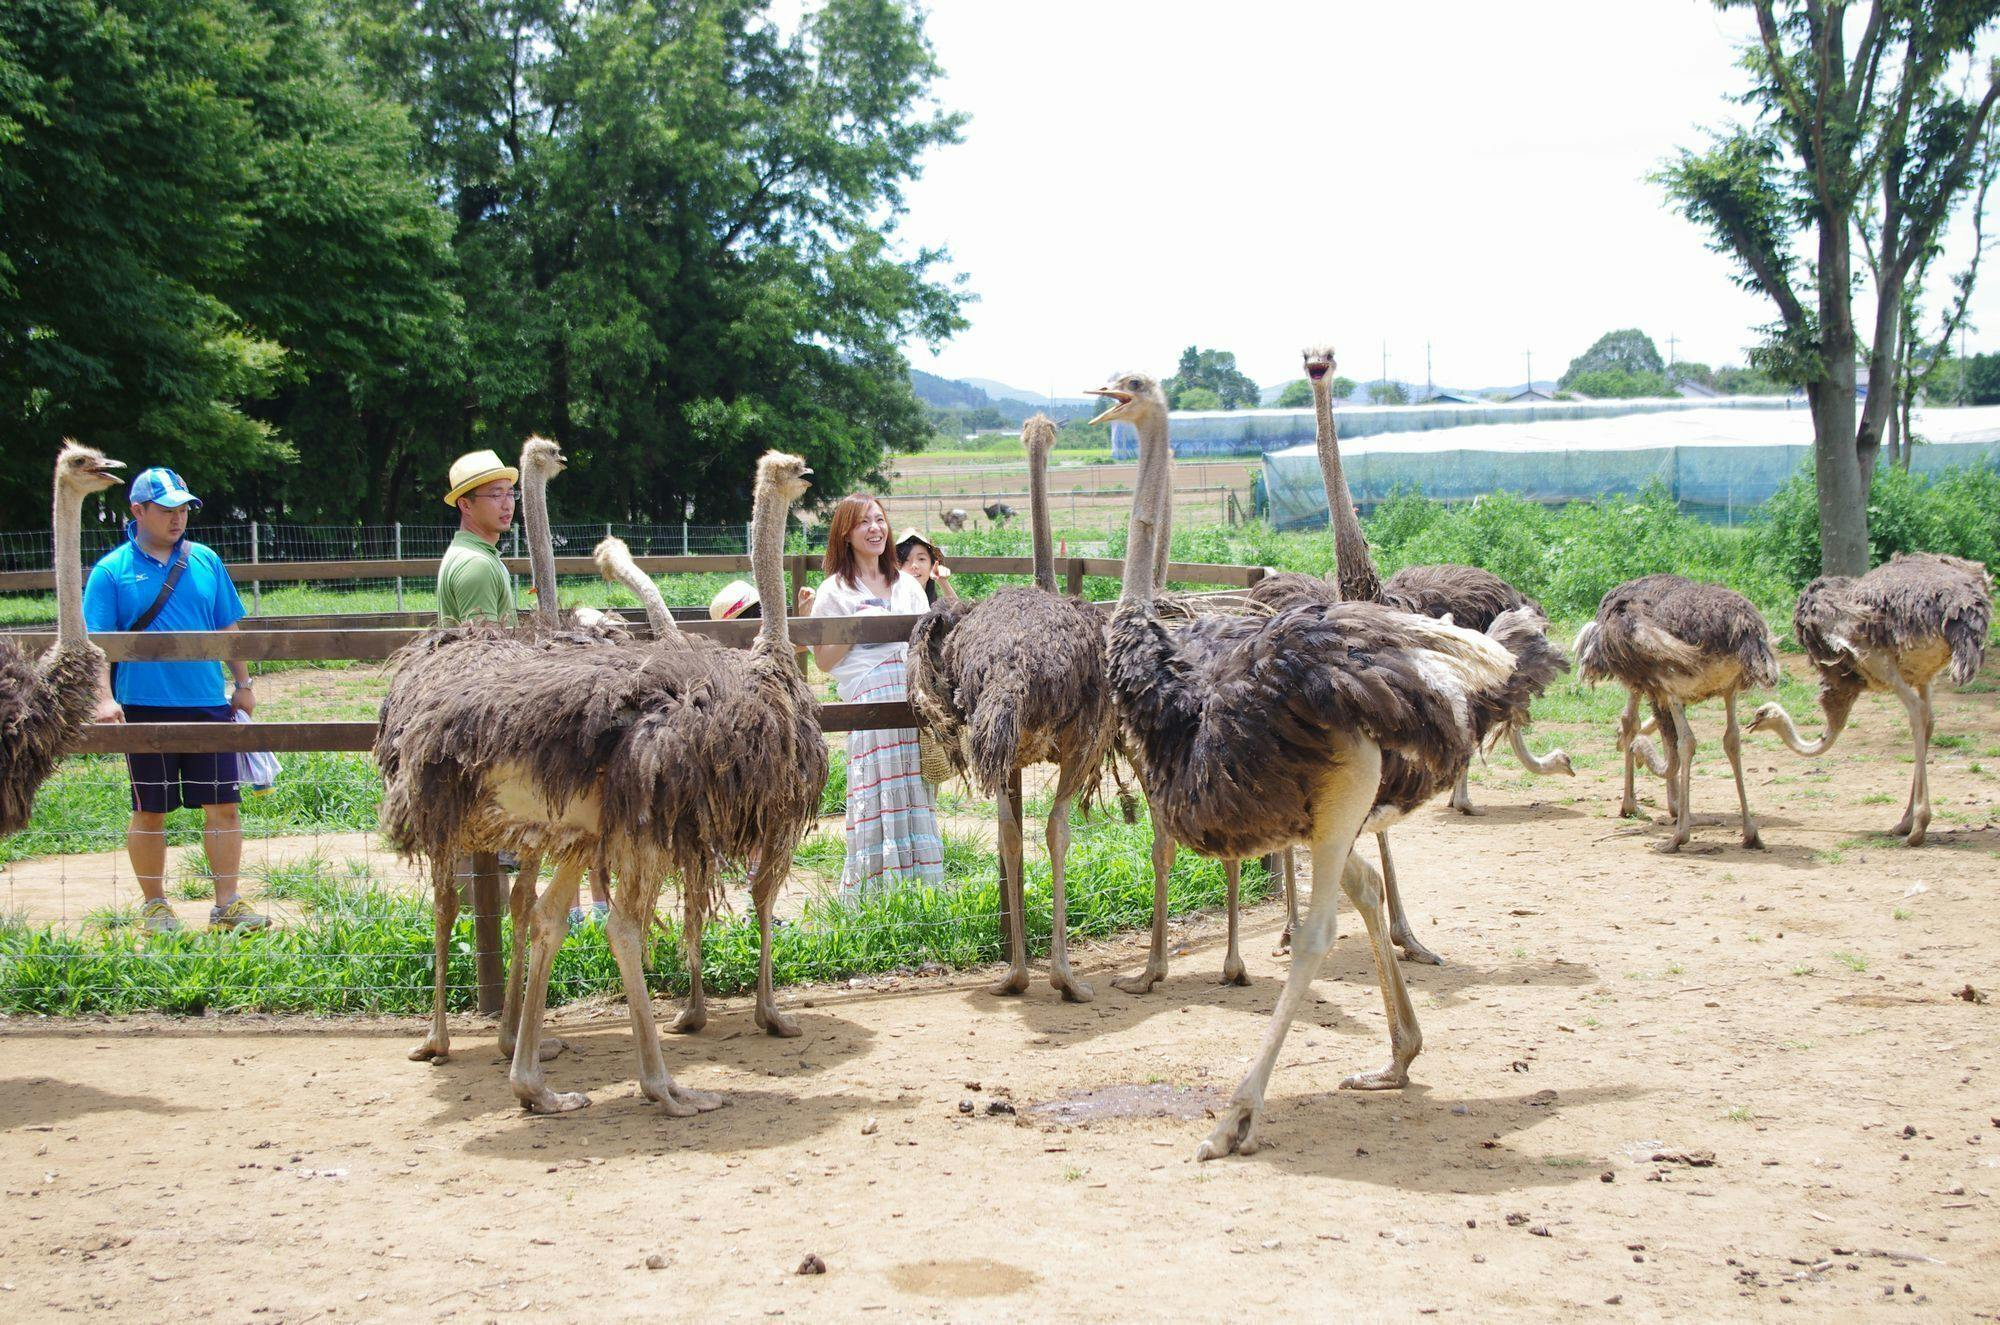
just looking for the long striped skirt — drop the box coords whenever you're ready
[838,655,944,894]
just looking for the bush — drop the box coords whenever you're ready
[1752,461,2000,586]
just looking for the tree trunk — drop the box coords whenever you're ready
[1815,209,1871,577]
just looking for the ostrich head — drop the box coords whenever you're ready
[755,450,813,505]
[56,442,124,496]
[520,435,567,479]
[1746,702,1782,733]
[1085,371,1168,427]
[1302,346,1338,382]
[1021,413,1058,456]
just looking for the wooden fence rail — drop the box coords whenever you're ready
[0,552,1268,595]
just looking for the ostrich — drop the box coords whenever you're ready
[908,415,1112,1001]
[1,443,123,837]
[1748,552,1992,846]
[939,505,969,533]
[1090,369,1555,1160]
[396,436,633,1065]
[385,452,822,1114]
[1236,347,1569,967]
[983,499,1016,527]
[1576,574,1780,852]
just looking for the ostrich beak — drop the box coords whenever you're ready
[1085,386,1133,427]
[1305,363,1329,381]
[89,458,126,479]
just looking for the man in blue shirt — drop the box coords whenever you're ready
[82,467,268,934]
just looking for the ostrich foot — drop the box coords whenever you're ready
[1742,826,1764,850]
[989,965,1031,997]
[497,1037,567,1063]
[1656,826,1690,853]
[1904,819,1929,848]
[1891,812,1928,846]
[1111,963,1166,996]
[515,1082,590,1115]
[640,1076,725,1117]
[753,1002,801,1038]
[671,1001,708,1035]
[1220,955,1249,986]
[1195,1100,1261,1161]
[1450,796,1485,817]
[1618,796,1641,819]
[1392,933,1444,966]
[1272,929,1292,957]
[1050,966,1094,1003]
[407,1039,449,1064]
[1339,1062,1410,1091]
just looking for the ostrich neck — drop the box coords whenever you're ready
[1313,374,1380,602]
[1120,413,1172,608]
[523,464,559,628]
[1760,703,1837,757]
[54,478,85,646]
[1152,448,1174,592]
[749,484,789,656]
[1027,443,1055,593]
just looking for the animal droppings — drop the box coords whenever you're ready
[797,1254,826,1276]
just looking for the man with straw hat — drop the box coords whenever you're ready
[437,448,520,627]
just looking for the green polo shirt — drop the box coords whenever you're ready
[437,531,517,626]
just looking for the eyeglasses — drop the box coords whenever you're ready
[476,489,520,504]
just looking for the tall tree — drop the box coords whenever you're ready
[1164,345,1260,410]
[1558,328,1666,387]
[332,0,967,523]
[1657,0,2000,575]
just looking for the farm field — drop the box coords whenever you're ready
[886,447,1259,537]
[1,648,1995,1319]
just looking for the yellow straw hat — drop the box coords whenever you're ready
[444,449,520,507]
[708,579,759,620]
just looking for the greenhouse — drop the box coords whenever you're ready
[1259,402,2000,528]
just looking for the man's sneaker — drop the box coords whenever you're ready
[139,899,183,934]
[209,899,271,933]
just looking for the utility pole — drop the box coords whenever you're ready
[1381,342,1389,401]
[1426,340,1433,403]
[1668,333,1678,372]
[1525,350,1534,396]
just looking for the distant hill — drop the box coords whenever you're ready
[908,370,1097,426]
[957,378,1095,409]
[910,368,987,409]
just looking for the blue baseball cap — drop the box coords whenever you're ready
[127,467,201,510]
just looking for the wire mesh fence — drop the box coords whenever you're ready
[0,750,1266,1016]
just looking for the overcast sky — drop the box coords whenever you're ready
[882,1,1997,395]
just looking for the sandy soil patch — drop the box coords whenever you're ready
[1,662,1996,1319]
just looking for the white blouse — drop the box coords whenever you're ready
[809,570,930,694]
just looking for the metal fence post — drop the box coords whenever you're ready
[682,520,689,556]
[393,522,404,612]
[249,523,260,616]
[471,852,504,1015]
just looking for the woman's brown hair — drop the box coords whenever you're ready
[822,493,898,585]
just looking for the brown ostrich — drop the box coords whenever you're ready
[938,505,969,533]
[395,436,632,1066]
[1240,347,1569,965]
[1748,552,1992,846]
[1092,369,1557,1160]
[383,451,823,1114]
[1576,574,1780,851]
[908,414,1113,1001]
[1,443,124,837]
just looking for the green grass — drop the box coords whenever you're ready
[0,810,1268,1016]
[1832,950,1868,972]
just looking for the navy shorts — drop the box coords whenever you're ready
[123,704,242,813]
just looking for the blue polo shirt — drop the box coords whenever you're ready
[82,530,246,707]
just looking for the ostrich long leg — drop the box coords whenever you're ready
[1662,703,1695,852]
[1617,691,1643,818]
[1198,739,1387,1162]
[508,858,588,1114]
[1448,766,1482,816]
[1721,692,1761,848]
[1888,676,1932,845]
[605,878,724,1116]
[409,855,459,1064]
[1112,803,1175,994]
[1273,847,1299,956]
[1647,700,1681,825]
[752,845,803,1036]
[498,852,565,1061]
[990,785,1031,996]
[1377,832,1441,965]
[1219,860,1248,986]
[1046,767,1093,1003]
[673,886,708,1033]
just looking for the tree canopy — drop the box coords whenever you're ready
[0,0,966,528]
[1559,329,1665,387]
[1164,346,1260,411]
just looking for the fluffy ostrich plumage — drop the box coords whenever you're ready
[2,443,122,836]
[907,588,1110,799]
[1794,551,1992,723]
[1577,573,1780,699]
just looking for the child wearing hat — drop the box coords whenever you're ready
[894,528,956,605]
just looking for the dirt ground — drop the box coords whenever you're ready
[2,666,1998,1320]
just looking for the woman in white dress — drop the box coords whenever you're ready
[796,495,944,892]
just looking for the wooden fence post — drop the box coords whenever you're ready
[1065,556,1084,598]
[471,852,504,1016]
